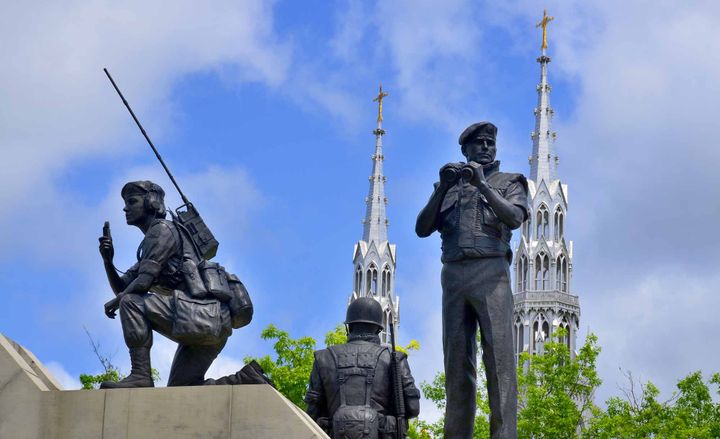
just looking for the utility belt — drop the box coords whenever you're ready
[317,414,398,435]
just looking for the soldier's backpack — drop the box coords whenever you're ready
[329,345,386,439]
[171,215,253,330]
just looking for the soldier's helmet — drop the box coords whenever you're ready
[345,297,384,330]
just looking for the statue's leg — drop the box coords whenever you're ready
[166,338,228,386]
[473,257,517,439]
[101,293,156,388]
[119,293,154,348]
[441,260,478,439]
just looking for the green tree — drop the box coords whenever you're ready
[246,324,320,407]
[517,330,601,438]
[585,370,720,438]
[409,330,601,438]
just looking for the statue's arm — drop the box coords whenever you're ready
[103,261,125,295]
[481,185,527,229]
[305,355,329,430]
[400,355,421,419]
[99,234,126,295]
[477,174,529,230]
[120,221,176,295]
[415,182,449,237]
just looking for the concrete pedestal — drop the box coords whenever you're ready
[0,333,328,439]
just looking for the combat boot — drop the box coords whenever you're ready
[203,360,275,387]
[100,347,154,389]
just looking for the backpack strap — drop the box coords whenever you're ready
[329,347,349,407]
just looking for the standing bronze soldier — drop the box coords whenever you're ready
[416,122,529,438]
[305,298,420,438]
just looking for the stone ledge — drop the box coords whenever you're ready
[0,333,328,439]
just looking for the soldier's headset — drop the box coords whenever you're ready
[144,189,167,218]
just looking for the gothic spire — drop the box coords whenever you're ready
[362,85,389,243]
[530,10,558,184]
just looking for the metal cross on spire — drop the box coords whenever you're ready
[536,9,554,52]
[373,84,389,124]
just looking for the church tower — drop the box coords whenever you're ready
[513,11,581,357]
[349,85,399,344]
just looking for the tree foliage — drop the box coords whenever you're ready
[585,370,720,438]
[409,330,601,438]
[517,330,601,438]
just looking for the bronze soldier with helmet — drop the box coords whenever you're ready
[305,297,420,438]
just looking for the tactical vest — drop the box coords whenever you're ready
[438,169,521,263]
[329,343,387,439]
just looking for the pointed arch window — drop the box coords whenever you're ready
[531,314,550,354]
[515,317,525,355]
[517,255,528,292]
[534,253,549,290]
[535,205,549,238]
[555,256,568,292]
[523,219,531,240]
[554,207,564,241]
[366,264,378,296]
[560,317,571,350]
[381,265,392,297]
[355,265,362,294]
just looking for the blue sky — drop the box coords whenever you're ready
[2,0,719,422]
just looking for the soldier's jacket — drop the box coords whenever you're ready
[305,334,420,436]
[435,161,529,263]
[120,218,184,295]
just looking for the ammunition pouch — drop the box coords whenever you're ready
[181,258,209,299]
[332,406,379,439]
[171,290,230,345]
[378,415,396,434]
[198,260,231,301]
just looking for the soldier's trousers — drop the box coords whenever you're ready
[118,292,228,386]
[441,257,517,439]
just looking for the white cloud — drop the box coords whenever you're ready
[375,0,487,131]
[585,269,720,404]
[45,361,81,390]
[0,0,288,221]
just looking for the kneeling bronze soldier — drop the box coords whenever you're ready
[305,298,420,438]
[99,181,264,388]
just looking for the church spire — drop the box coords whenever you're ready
[513,12,581,359]
[529,10,558,184]
[362,85,389,243]
[351,85,399,345]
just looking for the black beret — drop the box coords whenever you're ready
[458,122,497,145]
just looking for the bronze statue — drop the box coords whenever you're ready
[416,122,528,438]
[99,181,263,388]
[305,298,420,438]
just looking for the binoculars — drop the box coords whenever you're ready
[441,163,475,184]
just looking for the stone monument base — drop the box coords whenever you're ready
[0,333,328,439]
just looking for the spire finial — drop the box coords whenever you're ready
[373,84,389,123]
[536,9,554,52]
